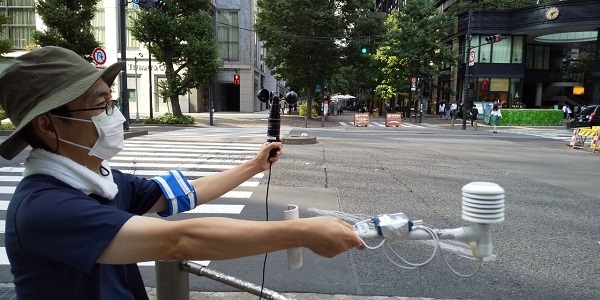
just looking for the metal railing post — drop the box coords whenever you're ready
[155,260,189,300]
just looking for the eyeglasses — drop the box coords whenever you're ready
[67,100,118,116]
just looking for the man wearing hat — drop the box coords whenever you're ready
[0,46,362,299]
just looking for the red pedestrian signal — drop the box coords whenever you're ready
[481,79,489,90]
[234,74,240,85]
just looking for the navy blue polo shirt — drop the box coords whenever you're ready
[5,170,164,299]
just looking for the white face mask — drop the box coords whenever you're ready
[53,108,126,160]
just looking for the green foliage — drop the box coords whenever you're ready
[499,109,563,126]
[298,104,319,118]
[449,0,546,14]
[130,0,220,118]
[141,113,195,125]
[338,2,387,98]
[255,0,349,122]
[0,123,15,130]
[0,110,14,129]
[32,0,100,60]
[376,0,456,98]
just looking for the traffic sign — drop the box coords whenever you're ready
[92,47,107,65]
[468,50,476,66]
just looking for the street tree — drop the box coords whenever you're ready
[339,0,386,110]
[448,0,554,14]
[0,0,12,59]
[376,0,455,105]
[32,0,100,61]
[255,0,346,127]
[130,0,220,118]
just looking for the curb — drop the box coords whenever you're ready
[281,133,317,145]
[125,129,149,139]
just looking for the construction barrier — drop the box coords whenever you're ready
[568,126,599,153]
[385,113,402,127]
[567,128,580,149]
[589,133,599,153]
[354,113,369,127]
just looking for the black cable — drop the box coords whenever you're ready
[259,161,273,300]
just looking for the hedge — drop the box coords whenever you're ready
[496,109,563,126]
[298,104,320,118]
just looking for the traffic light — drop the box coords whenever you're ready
[233,74,240,85]
[485,34,506,44]
[481,79,489,90]
[361,47,367,54]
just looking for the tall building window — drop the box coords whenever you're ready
[2,0,36,50]
[94,1,140,50]
[126,8,140,49]
[526,45,550,70]
[511,36,523,63]
[492,36,511,63]
[477,36,491,63]
[218,11,239,61]
[92,0,106,46]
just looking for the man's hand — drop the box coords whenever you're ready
[253,141,282,171]
[300,216,365,258]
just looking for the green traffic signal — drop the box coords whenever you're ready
[361,47,367,54]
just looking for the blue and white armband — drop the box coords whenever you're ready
[151,170,197,217]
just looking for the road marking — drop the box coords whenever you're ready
[184,204,244,214]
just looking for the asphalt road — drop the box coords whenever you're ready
[260,125,598,300]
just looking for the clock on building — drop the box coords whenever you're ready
[545,7,559,20]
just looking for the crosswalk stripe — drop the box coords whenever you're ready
[116,152,254,159]
[0,168,264,179]
[0,248,9,265]
[0,176,24,182]
[0,187,14,195]
[184,204,244,214]
[108,162,239,169]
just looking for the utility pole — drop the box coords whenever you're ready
[462,10,472,130]
[119,0,130,130]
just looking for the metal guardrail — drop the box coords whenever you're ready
[155,260,293,300]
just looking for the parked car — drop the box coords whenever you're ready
[570,105,600,128]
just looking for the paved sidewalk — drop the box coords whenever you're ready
[146,288,447,300]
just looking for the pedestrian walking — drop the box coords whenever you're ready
[470,105,479,126]
[0,46,363,299]
[280,97,287,115]
[450,102,457,119]
[491,103,502,133]
[439,102,445,119]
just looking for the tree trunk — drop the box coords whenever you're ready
[305,88,313,128]
[164,57,183,117]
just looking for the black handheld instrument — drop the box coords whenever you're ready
[257,89,298,158]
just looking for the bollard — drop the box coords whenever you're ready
[451,117,454,129]
[474,120,477,131]
[284,205,302,269]
[156,260,189,300]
